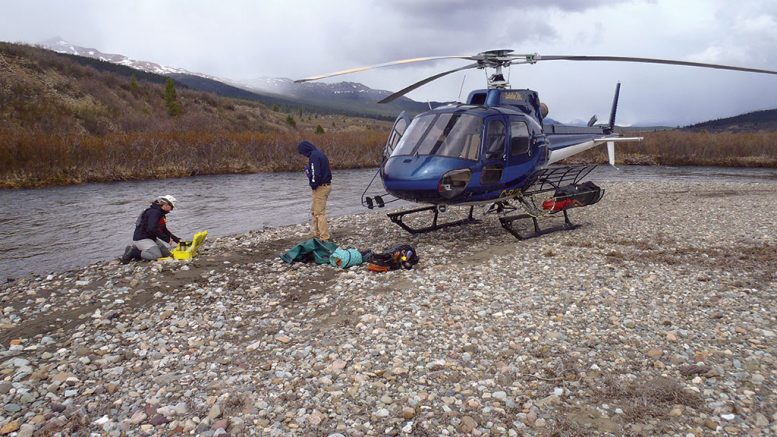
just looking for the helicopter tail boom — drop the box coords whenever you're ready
[547,137,642,165]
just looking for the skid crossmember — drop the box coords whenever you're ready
[499,210,579,240]
[387,205,477,234]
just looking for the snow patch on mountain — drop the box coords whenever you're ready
[38,37,192,76]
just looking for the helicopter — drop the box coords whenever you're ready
[296,50,777,239]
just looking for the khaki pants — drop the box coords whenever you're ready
[310,184,332,240]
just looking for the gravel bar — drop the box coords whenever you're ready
[1,180,776,436]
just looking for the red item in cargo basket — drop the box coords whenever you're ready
[542,198,575,211]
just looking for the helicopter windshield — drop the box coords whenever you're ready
[390,113,482,160]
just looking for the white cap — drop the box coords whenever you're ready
[159,194,177,209]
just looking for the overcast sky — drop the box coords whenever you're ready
[2,0,777,125]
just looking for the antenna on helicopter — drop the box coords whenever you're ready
[458,74,467,102]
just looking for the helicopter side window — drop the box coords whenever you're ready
[435,114,482,160]
[509,120,531,158]
[484,119,506,160]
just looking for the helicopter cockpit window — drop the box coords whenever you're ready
[390,113,483,160]
[510,120,530,157]
[484,119,506,160]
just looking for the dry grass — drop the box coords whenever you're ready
[0,129,386,188]
[600,375,704,423]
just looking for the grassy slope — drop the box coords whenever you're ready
[0,42,390,187]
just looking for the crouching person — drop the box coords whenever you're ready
[121,195,181,264]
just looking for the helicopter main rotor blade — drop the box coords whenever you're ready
[533,55,777,75]
[295,55,473,83]
[378,62,481,103]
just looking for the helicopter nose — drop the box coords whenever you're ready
[383,156,472,201]
[383,156,440,190]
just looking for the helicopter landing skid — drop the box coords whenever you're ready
[387,205,478,234]
[498,210,578,240]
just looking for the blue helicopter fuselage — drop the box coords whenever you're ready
[380,88,608,205]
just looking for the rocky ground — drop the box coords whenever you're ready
[1,180,776,436]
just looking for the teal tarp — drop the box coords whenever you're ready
[329,247,363,269]
[280,239,338,264]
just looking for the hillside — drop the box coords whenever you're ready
[36,38,425,120]
[684,108,777,132]
[0,42,390,187]
[0,42,275,135]
[0,42,394,135]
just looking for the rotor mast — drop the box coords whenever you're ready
[481,49,513,89]
[488,64,510,89]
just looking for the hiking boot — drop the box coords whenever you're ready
[120,245,134,264]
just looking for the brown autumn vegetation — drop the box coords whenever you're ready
[0,42,388,188]
[1,42,776,189]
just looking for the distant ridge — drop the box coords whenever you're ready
[38,37,190,75]
[36,37,429,119]
[684,108,777,132]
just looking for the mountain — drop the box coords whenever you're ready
[38,37,191,76]
[243,77,432,113]
[684,108,777,132]
[37,38,428,119]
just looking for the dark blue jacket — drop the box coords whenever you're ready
[133,202,180,243]
[298,141,332,189]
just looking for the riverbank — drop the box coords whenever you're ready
[3,129,777,189]
[1,180,776,435]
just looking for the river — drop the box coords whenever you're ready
[2,166,776,281]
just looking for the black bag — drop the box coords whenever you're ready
[554,181,602,206]
[366,244,419,271]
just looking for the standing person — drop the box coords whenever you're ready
[298,140,332,241]
[120,195,181,263]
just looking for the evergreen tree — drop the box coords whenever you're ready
[130,74,138,90]
[315,124,325,134]
[285,114,297,128]
[164,78,181,116]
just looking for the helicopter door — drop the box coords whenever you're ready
[507,119,532,164]
[480,118,506,185]
[384,111,412,161]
